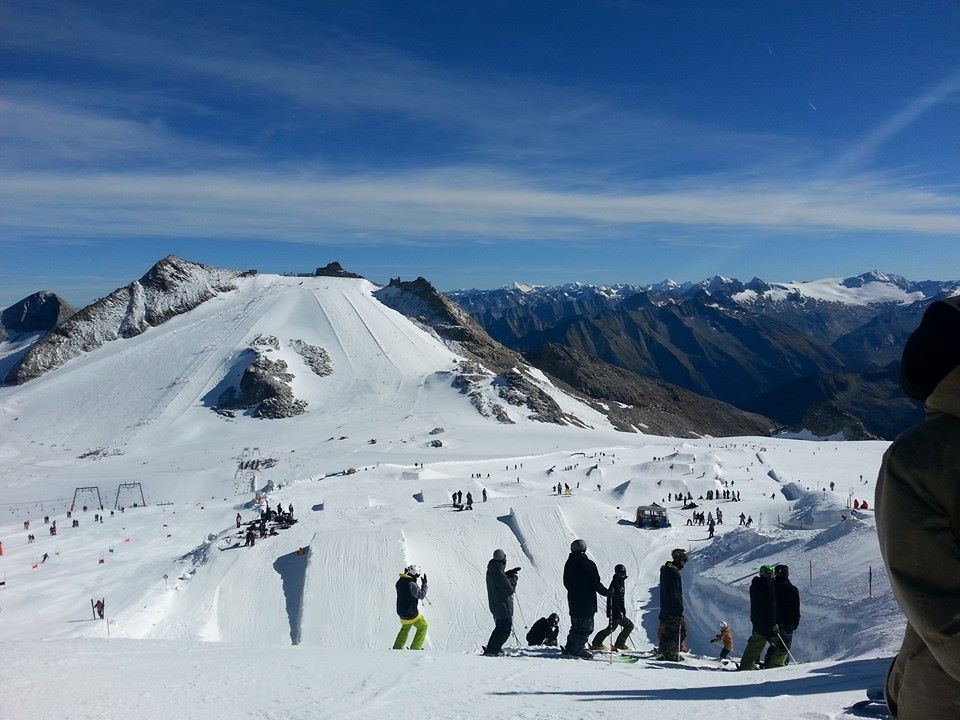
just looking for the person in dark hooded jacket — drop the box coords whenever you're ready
[764,564,800,666]
[877,297,960,720]
[739,564,787,670]
[658,548,687,661]
[526,613,560,646]
[591,564,634,650]
[562,539,607,658]
[483,549,519,655]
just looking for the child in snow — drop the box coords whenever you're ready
[711,621,734,660]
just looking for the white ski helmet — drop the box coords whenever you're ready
[404,564,422,577]
[720,621,729,629]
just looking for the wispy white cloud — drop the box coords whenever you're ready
[832,66,960,173]
[3,168,959,245]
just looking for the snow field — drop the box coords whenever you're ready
[0,274,902,719]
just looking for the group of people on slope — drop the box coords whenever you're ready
[390,541,801,670]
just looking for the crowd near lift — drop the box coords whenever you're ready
[635,503,670,529]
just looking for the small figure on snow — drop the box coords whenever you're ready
[658,549,687,661]
[591,564,634,651]
[738,565,787,670]
[393,565,428,650]
[526,613,560,646]
[710,621,734,661]
[562,539,608,659]
[482,549,519,656]
[236,513,242,528]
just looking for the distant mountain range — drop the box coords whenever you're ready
[448,272,960,439]
[5,264,953,440]
[0,256,777,441]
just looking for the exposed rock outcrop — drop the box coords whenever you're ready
[289,339,332,377]
[315,262,363,279]
[6,256,240,384]
[1,291,76,340]
[375,278,587,427]
[217,349,307,419]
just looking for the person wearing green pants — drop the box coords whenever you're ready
[393,564,428,650]
[739,565,788,670]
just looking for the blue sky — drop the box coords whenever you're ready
[3,0,960,306]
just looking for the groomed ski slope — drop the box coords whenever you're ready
[0,275,901,719]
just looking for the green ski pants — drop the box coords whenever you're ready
[739,631,787,670]
[393,614,428,650]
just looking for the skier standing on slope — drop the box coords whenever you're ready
[526,614,560,646]
[876,296,960,720]
[483,549,519,656]
[591,564,634,651]
[738,565,787,670]
[711,620,734,661]
[393,565,428,650]
[562,539,608,658]
[764,564,800,666]
[658,548,687,661]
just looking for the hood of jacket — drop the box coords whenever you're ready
[926,365,960,419]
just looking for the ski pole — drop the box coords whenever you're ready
[776,632,799,665]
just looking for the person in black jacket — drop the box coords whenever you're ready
[526,613,560,646]
[739,564,787,670]
[764,564,800,666]
[658,548,687,660]
[591,564,634,651]
[393,564,428,650]
[562,539,608,658]
[483,549,519,656]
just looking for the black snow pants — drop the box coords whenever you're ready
[659,615,686,660]
[565,616,594,654]
[485,617,512,654]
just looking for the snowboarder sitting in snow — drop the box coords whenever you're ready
[393,565,428,650]
[591,564,634,651]
[526,614,560,646]
[738,565,787,670]
[710,621,734,661]
[483,549,519,656]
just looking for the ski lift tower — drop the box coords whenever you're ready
[71,486,104,512]
[115,482,146,509]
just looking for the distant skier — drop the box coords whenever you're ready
[658,549,687,661]
[466,492,473,510]
[244,529,256,547]
[738,565,787,670]
[561,539,608,659]
[591,564,634,651]
[236,513,242,528]
[526,614,560,646]
[393,565,428,650]
[482,488,487,502]
[483,549,519,656]
[739,513,746,525]
[764,564,800,666]
[93,598,105,620]
[708,518,716,539]
[710,621,734,661]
